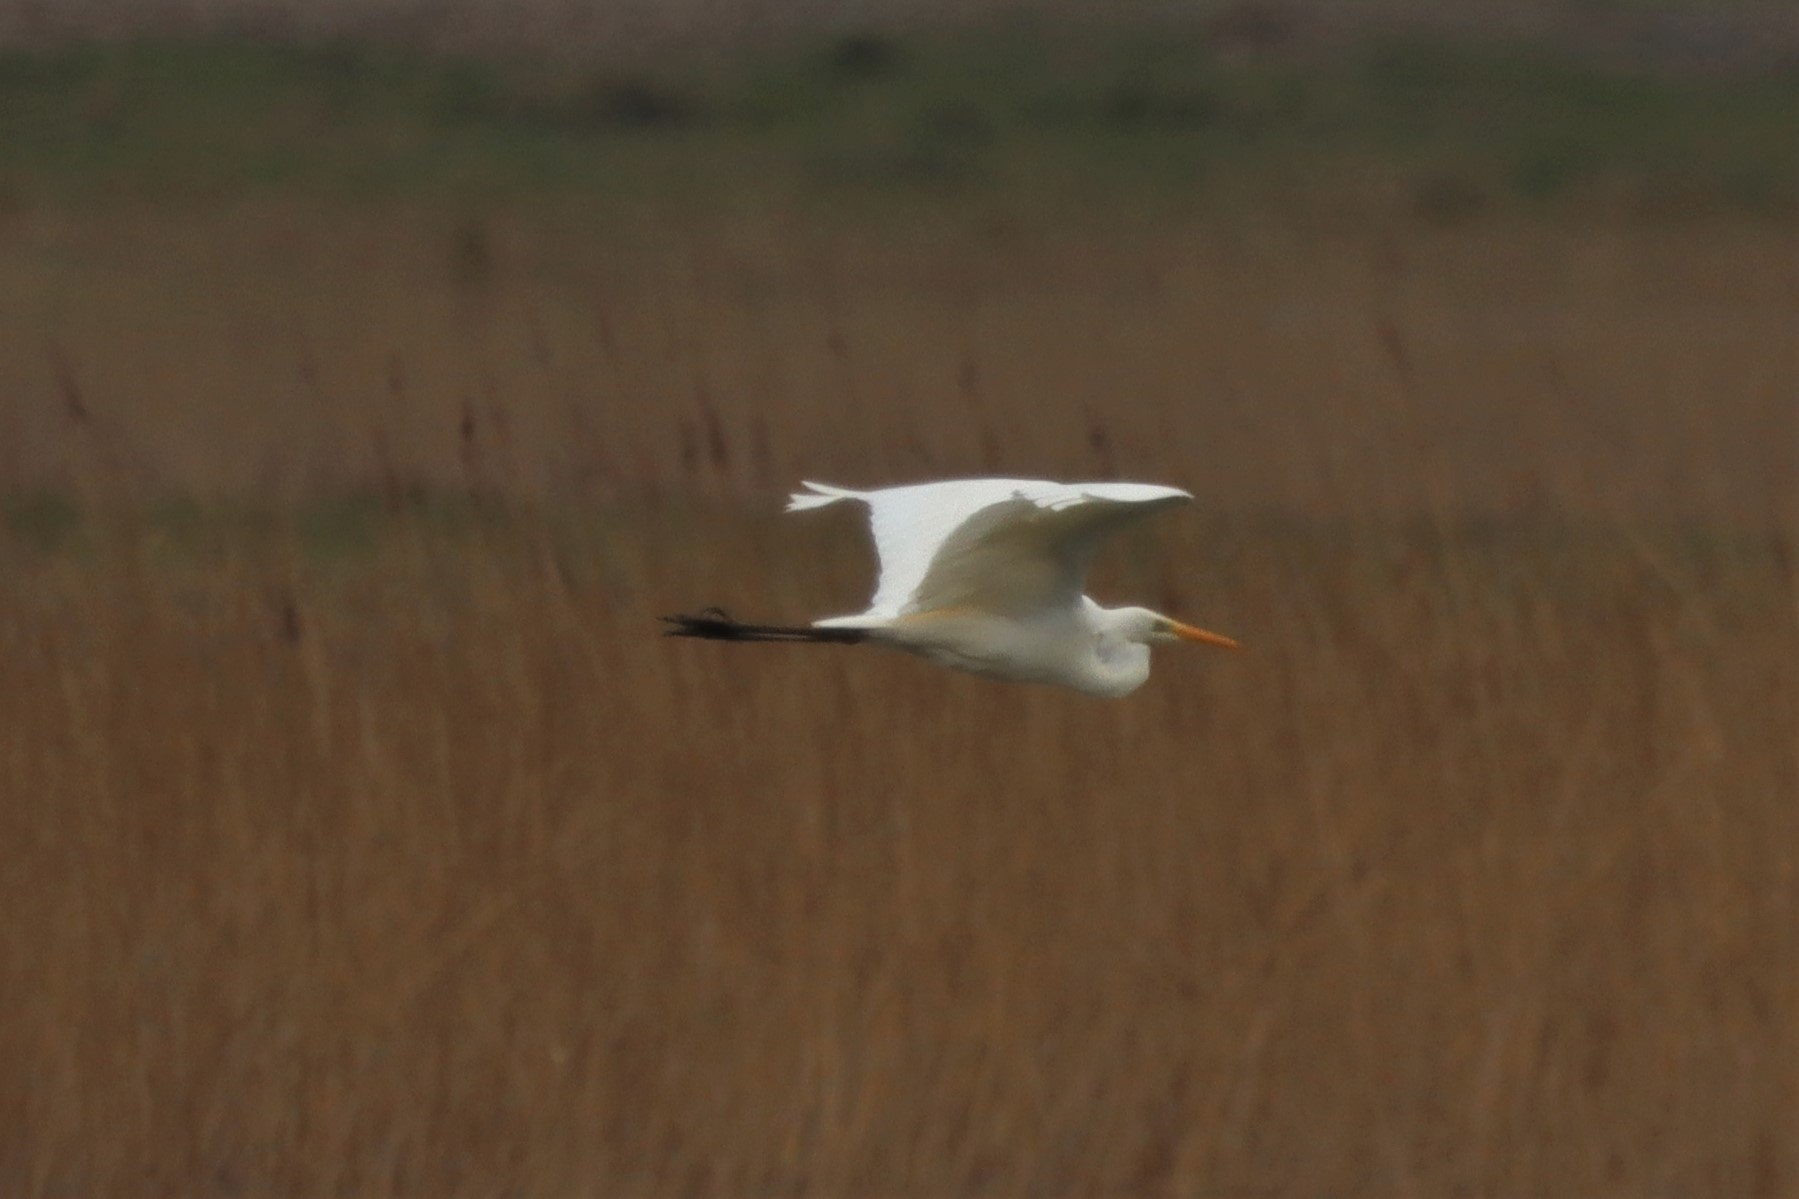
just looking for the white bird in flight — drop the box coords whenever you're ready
[662,475,1237,694]
[664,477,1237,697]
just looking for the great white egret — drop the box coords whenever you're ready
[663,477,1237,698]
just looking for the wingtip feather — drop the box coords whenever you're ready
[785,481,859,513]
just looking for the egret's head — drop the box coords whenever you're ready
[1116,605,1239,650]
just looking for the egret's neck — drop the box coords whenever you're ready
[1084,603,1153,697]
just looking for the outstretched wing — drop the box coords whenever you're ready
[789,478,1191,618]
[903,482,1192,617]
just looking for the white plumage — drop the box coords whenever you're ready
[666,477,1237,698]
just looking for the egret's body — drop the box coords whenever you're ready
[665,477,1236,697]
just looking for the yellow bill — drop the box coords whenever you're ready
[1169,619,1239,650]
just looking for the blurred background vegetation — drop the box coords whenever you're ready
[0,7,1794,213]
[2,0,1794,522]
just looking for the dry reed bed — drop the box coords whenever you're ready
[0,201,1794,1195]
[0,510,1791,1196]
[1,205,1791,526]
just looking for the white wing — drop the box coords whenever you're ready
[788,478,1191,618]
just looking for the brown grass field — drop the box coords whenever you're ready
[0,64,1795,1197]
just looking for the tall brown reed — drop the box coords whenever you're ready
[0,198,1792,1196]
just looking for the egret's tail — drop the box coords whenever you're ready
[661,610,866,645]
[786,481,862,513]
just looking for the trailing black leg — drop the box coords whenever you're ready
[660,609,866,644]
